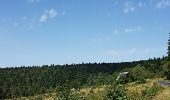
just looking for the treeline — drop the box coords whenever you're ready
[0,57,166,99]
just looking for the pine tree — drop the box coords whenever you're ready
[166,33,170,79]
[168,33,170,60]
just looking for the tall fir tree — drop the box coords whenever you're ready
[167,33,170,60]
[166,33,170,79]
[168,33,170,60]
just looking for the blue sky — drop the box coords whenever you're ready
[0,0,170,67]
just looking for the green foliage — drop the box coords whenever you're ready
[104,83,129,100]
[165,33,170,79]
[168,33,170,60]
[0,57,165,99]
[57,86,80,100]
[0,62,139,99]
[166,63,170,80]
[116,75,130,84]
[129,64,154,84]
[86,92,99,100]
[162,61,170,79]
[116,64,153,84]
[141,83,164,98]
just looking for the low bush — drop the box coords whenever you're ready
[104,83,129,100]
[142,83,164,98]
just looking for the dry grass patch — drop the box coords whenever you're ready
[154,87,170,100]
[127,78,165,99]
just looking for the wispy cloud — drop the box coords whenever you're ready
[116,0,169,14]
[123,7,135,14]
[138,2,146,8]
[156,0,170,8]
[150,0,170,8]
[27,0,40,3]
[28,17,38,29]
[123,1,135,14]
[92,37,111,43]
[39,14,47,22]
[39,9,58,22]
[106,48,162,57]
[1,9,59,30]
[124,26,142,33]
[107,48,137,56]
[122,1,146,14]
[113,26,142,35]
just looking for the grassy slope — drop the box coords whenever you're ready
[154,88,170,100]
[127,78,163,99]
[10,78,170,100]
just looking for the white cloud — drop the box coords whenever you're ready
[39,14,48,22]
[138,2,143,8]
[124,28,133,33]
[156,0,170,8]
[150,0,170,8]
[107,48,137,56]
[113,26,142,35]
[122,1,147,14]
[123,7,134,14]
[106,48,162,57]
[27,0,40,3]
[123,8,129,13]
[2,9,58,30]
[39,9,58,22]
[124,26,142,33]
[138,2,146,8]
[123,6,135,14]
[92,37,111,43]
[123,1,135,14]
[49,9,58,18]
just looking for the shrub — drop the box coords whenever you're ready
[116,76,130,84]
[142,83,164,98]
[56,86,80,100]
[129,64,154,84]
[104,83,129,100]
[136,77,146,84]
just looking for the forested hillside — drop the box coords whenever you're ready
[0,57,166,99]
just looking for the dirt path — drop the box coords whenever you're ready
[153,80,170,100]
[157,80,170,87]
